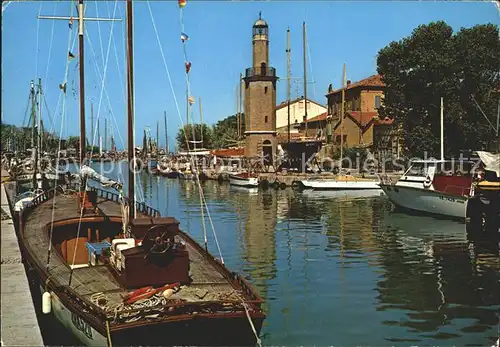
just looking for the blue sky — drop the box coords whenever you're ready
[2,1,499,150]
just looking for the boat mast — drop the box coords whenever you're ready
[30,80,36,149]
[30,80,36,148]
[303,22,308,137]
[30,79,38,189]
[39,1,121,165]
[90,102,94,150]
[104,116,107,152]
[440,97,444,161]
[340,63,346,169]
[239,73,243,140]
[38,2,121,162]
[77,0,86,165]
[156,120,159,156]
[126,0,135,220]
[98,116,102,157]
[287,27,291,144]
[37,78,43,159]
[164,111,169,154]
[199,96,203,148]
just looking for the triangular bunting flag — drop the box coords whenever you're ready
[68,51,75,60]
[181,32,189,42]
[185,61,191,73]
[69,17,74,29]
[59,82,67,94]
[178,0,187,8]
[188,96,195,105]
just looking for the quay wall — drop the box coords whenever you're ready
[1,183,44,346]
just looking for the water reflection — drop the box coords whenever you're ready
[235,188,278,305]
[375,214,499,345]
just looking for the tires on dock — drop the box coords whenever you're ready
[217,174,224,184]
[272,181,280,190]
[466,195,500,233]
[279,182,287,190]
[198,173,209,181]
[259,179,270,190]
[291,180,303,190]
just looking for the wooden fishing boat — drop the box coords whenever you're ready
[19,185,265,346]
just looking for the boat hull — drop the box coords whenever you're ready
[301,188,383,199]
[300,178,381,190]
[48,290,108,346]
[45,288,264,346]
[380,184,468,219]
[165,171,180,179]
[229,175,259,188]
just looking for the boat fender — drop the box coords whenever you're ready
[42,291,52,314]
[423,175,432,188]
[162,288,174,299]
[272,181,280,189]
[280,182,287,190]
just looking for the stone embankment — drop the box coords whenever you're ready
[1,183,44,346]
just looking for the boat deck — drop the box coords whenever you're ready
[22,193,242,314]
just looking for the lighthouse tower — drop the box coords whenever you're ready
[243,13,278,166]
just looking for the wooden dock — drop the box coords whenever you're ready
[1,184,44,346]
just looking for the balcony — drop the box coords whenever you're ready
[244,67,277,81]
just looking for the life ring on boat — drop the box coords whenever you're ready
[423,175,432,188]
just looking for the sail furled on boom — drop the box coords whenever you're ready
[477,151,500,176]
[80,165,122,191]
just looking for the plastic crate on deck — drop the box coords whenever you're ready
[85,240,111,266]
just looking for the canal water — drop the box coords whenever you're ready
[36,162,499,346]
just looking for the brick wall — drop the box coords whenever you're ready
[244,79,277,158]
[245,134,277,162]
[253,38,269,70]
[244,80,276,132]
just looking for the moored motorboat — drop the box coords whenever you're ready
[379,159,476,219]
[229,172,260,188]
[298,174,381,190]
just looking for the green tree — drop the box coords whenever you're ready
[175,123,213,151]
[1,123,35,152]
[377,22,499,157]
[211,113,245,149]
[67,136,80,150]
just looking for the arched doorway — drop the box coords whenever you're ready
[262,140,273,166]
